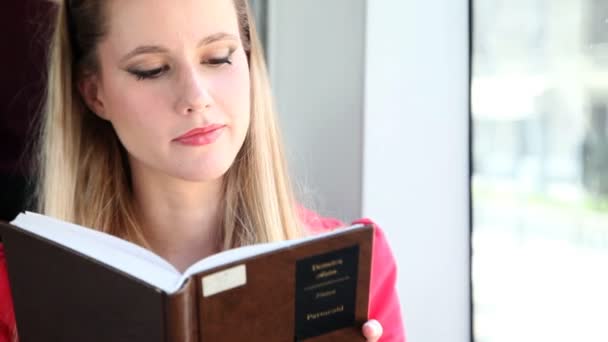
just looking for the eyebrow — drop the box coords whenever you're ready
[120,32,239,63]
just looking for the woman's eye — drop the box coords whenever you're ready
[206,56,233,66]
[204,50,235,67]
[129,65,169,80]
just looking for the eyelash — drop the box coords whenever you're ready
[129,54,234,81]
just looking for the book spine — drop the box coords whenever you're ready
[165,278,199,342]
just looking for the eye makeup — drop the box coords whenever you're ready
[126,47,237,81]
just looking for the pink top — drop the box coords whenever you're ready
[0,209,405,342]
[0,245,14,342]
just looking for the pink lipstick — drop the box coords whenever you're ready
[173,124,226,146]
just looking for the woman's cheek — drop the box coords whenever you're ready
[107,94,168,156]
[117,88,166,129]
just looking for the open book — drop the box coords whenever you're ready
[0,212,373,342]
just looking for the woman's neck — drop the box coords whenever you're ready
[130,165,224,273]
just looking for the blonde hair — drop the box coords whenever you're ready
[36,0,303,249]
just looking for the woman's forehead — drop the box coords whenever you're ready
[104,0,240,52]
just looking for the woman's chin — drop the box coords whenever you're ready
[171,164,232,183]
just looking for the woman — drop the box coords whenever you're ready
[0,0,405,340]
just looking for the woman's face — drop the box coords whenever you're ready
[86,0,250,182]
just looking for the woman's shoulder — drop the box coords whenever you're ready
[0,244,17,341]
[297,205,392,246]
[297,205,344,234]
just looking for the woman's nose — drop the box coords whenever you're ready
[175,66,213,115]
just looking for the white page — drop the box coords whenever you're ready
[178,223,365,285]
[11,212,183,292]
[11,212,365,294]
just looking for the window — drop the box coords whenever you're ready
[473,1,608,341]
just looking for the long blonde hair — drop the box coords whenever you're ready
[36,0,303,249]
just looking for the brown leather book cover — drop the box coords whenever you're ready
[0,218,373,342]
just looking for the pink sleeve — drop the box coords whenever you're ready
[0,245,16,342]
[353,218,406,342]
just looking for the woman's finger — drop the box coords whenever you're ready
[362,319,383,341]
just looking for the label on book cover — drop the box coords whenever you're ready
[294,244,359,340]
[202,264,247,297]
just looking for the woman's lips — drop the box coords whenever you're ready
[173,124,226,146]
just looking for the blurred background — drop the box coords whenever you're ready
[472,0,608,341]
[3,0,608,341]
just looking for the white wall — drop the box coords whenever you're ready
[266,0,366,221]
[267,1,470,341]
[363,1,470,341]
